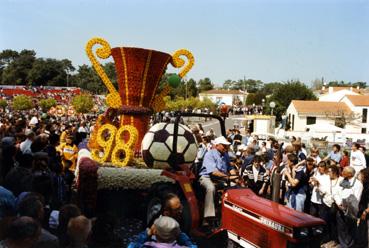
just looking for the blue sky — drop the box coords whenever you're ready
[1,0,369,86]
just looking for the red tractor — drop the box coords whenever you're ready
[78,112,325,248]
[146,112,325,248]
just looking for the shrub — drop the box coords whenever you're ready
[39,98,57,111]
[72,94,94,113]
[12,95,34,110]
[0,99,7,109]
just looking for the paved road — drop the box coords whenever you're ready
[184,115,245,137]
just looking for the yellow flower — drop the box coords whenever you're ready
[171,49,195,78]
[111,125,138,167]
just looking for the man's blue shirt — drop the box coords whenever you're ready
[199,149,230,176]
[328,151,341,163]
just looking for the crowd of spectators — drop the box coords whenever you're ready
[1,100,369,248]
[0,86,105,114]
[193,126,369,248]
[0,110,110,248]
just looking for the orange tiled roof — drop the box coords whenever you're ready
[345,95,369,106]
[200,89,245,95]
[291,100,351,115]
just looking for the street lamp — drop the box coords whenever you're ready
[269,101,276,115]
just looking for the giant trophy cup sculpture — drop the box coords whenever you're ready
[86,37,194,167]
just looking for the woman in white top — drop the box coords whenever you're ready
[317,165,342,247]
[309,161,330,217]
[350,143,366,176]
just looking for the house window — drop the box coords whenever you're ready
[306,116,316,125]
[362,108,367,123]
[362,128,367,134]
[292,115,295,131]
[335,117,345,128]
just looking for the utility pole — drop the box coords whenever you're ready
[243,75,246,105]
[185,76,188,100]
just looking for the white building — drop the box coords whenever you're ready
[198,89,247,106]
[286,100,352,132]
[318,87,360,102]
[341,95,369,134]
[286,91,369,143]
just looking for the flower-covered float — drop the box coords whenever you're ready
[77,37,196,215]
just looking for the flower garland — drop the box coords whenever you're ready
[77,157,175,214]
[97,167,175,190]
[86,37,122,109]
[171,49,195,78]
[117,105,153,116]
[77,157,99,215]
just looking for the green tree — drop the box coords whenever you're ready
[164,96,216,112]
[0,49,19,80]
[260,82,282,95]
[186,78,198,97]
[27,58,75,86]
[73,65,97,91]
[1,50,36,85]
[198,77,214,92]
[324,80,366,89]
[39,98,57,111]
[244,79,263,93]
[158,73,198,99]
[73,64,106,94]
[72,94,94,113]
[246,92,267,105]
[12,95,34,110]
[327,80,348,87]
[222,78,263,92]
[0,99,7,110]
[223,79,234,90]
[352,81,367,88]
[268,80,317,120]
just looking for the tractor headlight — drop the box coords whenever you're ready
[312,226,324,236]
[294,227,309,239]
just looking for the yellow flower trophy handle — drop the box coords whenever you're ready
[86,38,122,109]
[171,49,195,78]
[151,49,195,112]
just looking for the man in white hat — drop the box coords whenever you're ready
[198,136,237,227]
[143,216,183,248]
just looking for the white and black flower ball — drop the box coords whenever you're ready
[141,123,198,168]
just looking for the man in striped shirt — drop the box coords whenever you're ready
[242,155,269,196]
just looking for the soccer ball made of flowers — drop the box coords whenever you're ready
[141,123,198,169]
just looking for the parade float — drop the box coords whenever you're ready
[77,37,197,215]
[76,39,327,246]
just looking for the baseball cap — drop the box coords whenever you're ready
[213,136,231,146]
